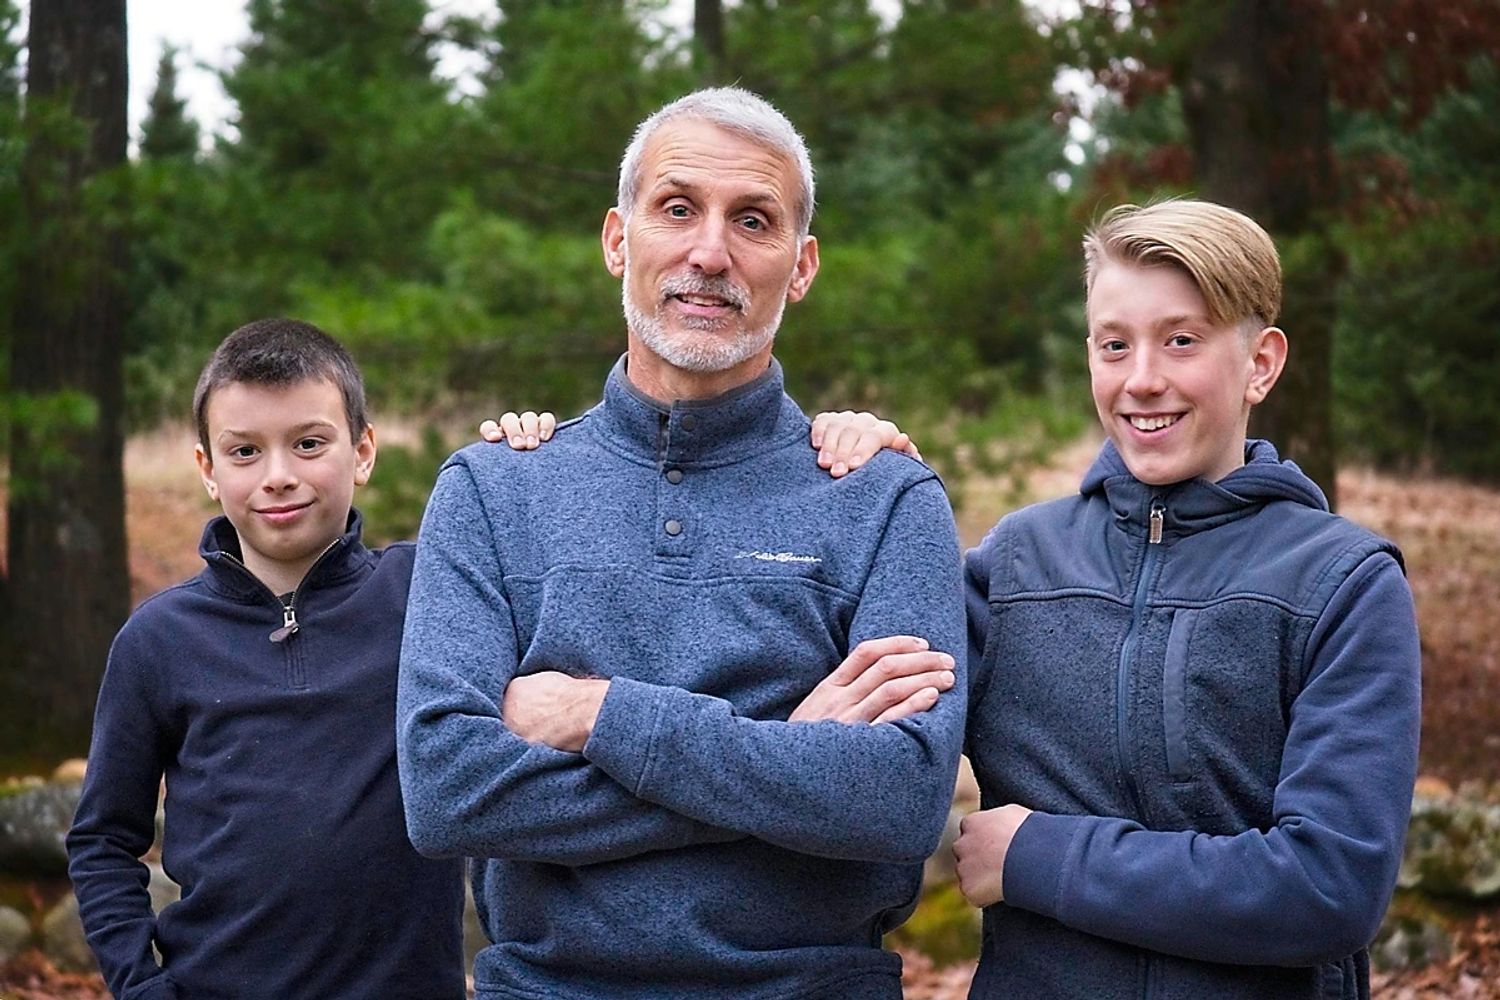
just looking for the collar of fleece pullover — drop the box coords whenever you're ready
[595,354,804,466]
[1080,438,1329,543]
[197,509,372,602]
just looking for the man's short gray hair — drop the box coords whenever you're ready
[616,87,816,238]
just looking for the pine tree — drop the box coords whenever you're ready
[140,43,200,160]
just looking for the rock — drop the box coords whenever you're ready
[0,781,82,876]
[52,759,88,785]
[41,894,97,973]
[1399,791,1500,899]
[922,807,965,889]
[463,875,486,974]
[1372,910,1452,972]
[0,905,31,964]
[147,861,181,913]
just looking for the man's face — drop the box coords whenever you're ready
[1087,261,1277,486]
[195,377,376,593]
[603,118,818,374]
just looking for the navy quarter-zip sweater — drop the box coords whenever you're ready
[67,513,465,1000]
[964,440,1421,1000]
[398,358,967,1000]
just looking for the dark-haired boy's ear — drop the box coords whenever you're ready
[1245,326,1288,406]
[194,443,219,501]
[602,208,627,278]
[353,425,377,487]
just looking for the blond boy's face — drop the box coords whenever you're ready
[195,378,376,595]
[1086,261,1285,487]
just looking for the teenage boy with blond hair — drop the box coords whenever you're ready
[814,200,1420,999]
[67,319,465,1000]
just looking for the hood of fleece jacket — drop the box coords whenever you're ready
[1079,439,1329,541]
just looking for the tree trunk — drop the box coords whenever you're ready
[1177,0,1339,504]
[694,0,725,84]
[2,0,130,758]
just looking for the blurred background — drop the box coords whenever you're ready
[1,1,1498,995]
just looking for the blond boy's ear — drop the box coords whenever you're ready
[1245,326,1289,406]
[195,443,219,502]
[353,424,378,487]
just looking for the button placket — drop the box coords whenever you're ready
[656,410,694,559]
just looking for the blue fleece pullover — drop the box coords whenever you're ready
[964,440,1421,1000]
[397,358,966,1000]
[67,513,465,1000]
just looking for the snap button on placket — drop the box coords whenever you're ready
[665,468,684,485]
[664,519,683,537]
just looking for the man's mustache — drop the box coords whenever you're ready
[659,273,749,311]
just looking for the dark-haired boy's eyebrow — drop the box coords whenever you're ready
[215,418,341,443]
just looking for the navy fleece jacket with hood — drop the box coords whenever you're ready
[397,359,966,1000]
[67,513,465,1000]
[964,439,1421,1000]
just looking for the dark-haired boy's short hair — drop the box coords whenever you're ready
[193,318,368,454]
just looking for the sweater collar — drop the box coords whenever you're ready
[593,354,802,465]
[1080,438,1329,540]
[198,509,370,600]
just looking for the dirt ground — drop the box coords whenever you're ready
[3,429,1498,998]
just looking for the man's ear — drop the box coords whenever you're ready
[1245,326,1289,405]
[601,208,626,278]
[353,424,377,487]
[785,235,820,303]
[195,443,219,501]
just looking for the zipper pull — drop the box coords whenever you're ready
[1149,501,1165,545]
[270,603,299,643]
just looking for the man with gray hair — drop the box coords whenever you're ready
[397,87,966,998]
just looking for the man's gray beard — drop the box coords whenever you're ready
[623,274,787,374]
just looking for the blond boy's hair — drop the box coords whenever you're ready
[1083,200,1282,328]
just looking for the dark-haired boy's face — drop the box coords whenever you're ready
[195,377,375,594]
[1086,261,1282,486]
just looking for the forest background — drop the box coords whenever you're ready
[1,0,1499,994]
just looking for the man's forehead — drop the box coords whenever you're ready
[638,119,796,201]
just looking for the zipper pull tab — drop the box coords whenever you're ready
[270,603,299,643]
[1149,501,1165,545]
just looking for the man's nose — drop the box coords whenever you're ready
[685,217,730,274]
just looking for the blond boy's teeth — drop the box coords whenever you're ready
[1130,414,1181,432]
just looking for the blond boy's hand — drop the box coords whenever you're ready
[789,636,955,725]
[478,411,557,450]
[810,410,921,477]
[954,804,1034,908]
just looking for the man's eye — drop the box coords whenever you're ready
[667,204,690,218]
[739,215,764,231]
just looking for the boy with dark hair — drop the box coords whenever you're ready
[67,318,465,1000]
[812,200,1421,999]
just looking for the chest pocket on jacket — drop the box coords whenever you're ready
[1159,602,1302,829]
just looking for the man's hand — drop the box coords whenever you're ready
[810,410,921,478]
[953,804,1034,908]
[478,410,558,450]
[502,672,609,752]
[789,636,954,725]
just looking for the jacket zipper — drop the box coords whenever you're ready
[216,542,343,642]
[1115,497,1165,823]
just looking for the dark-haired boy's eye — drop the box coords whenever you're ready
[231,445,257,459]
[296,438,324,451]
